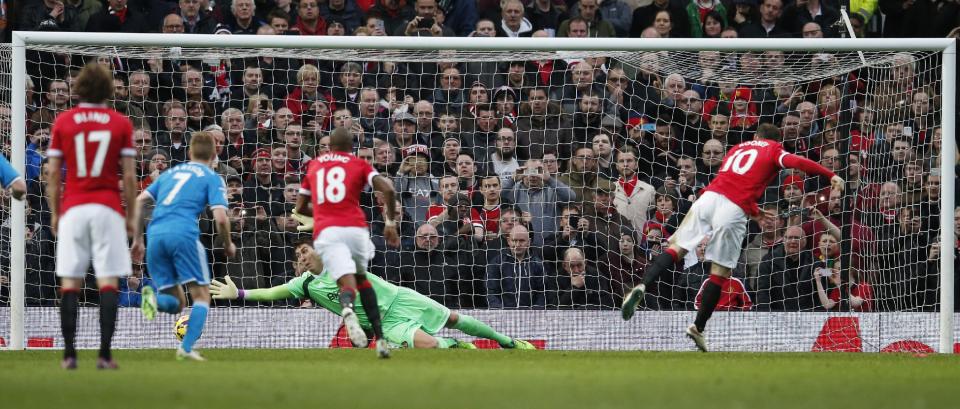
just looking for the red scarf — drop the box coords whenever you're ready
[619,175,638,197]
[110,6,128,24]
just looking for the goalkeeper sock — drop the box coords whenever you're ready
[356,278,384,340]
[694,275,728,333]
[60,288,79,360]
[98,286,119,360]
[339,287,357,310]
[181,301,209,353]
[156,293,180,314]
[435,337,458,349]
[452,314,513,347]
[641,249,680,289]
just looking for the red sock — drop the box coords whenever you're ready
[665,248,681,264]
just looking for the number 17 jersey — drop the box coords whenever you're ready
[300,152,379,238]
[49,103,135,216]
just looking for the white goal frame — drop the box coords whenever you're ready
[6,32,956,352]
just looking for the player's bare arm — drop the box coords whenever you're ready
[372,174,400,248]
[213,206,237,258]
[45,156,63,237]
[8,178,27,201]
[121,156,138,237]
[130,190,155,263]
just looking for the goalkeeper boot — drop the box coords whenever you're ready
[685,324,708,353]
[505,339,536,350]
[140,286,157,321]
[176,347,206,361]
[96,357,119,370]
[453,339,478,350]
[341,307,369,348]
[375,339,391,359]
[621,284,646,321]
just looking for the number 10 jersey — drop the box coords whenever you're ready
[300,151,379,238]
[701,139,788,218]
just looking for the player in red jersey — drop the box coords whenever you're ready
[45,63,138,370]
[622,123,844,351]
[294,127,399,358]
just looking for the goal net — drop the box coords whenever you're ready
[1,35,956,352]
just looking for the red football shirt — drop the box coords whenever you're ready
[471,205,501,235]
[300,151,378,238]
[48,103,135,216]
[703,139,787,217]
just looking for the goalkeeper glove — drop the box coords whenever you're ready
[291,210,314,232]
[210,275,239,300]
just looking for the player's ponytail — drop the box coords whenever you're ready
[74,62,114,104]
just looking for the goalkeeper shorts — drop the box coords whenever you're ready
[381,288,452,348]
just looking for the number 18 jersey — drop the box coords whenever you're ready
[300,152,378,238]
[49,103,135,216]
[702,139,787,217]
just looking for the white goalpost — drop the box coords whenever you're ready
[2,32,956,352]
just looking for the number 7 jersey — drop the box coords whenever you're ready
[300,152,379,238]
[49,103,135,216]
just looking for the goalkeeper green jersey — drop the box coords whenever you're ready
[286,271,400,329]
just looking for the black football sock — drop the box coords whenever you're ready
[60,289,79,360]
[356,277,384,340]
[641,249,680,289]
[694,275,727,333]
[98,286,119,361]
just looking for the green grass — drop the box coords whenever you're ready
[1,349,958,409]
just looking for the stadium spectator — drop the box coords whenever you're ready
[502,158,575,246]
[592,133,617,180]
[472,174,506,239]
[496,0,534,37]
[357,88,391,142]
[757,225,816,311]
[584,184,633,254]
[558,2,615,37]
[85,0,148,33]
[368,0,416,35]
[160,12,185,33]
[613,148,656,232]
[486,224,553,309]
[560,146,613,207]
[740,202,784,293]
[433,67,466,115]
[394,223,456,305]
[30,79,70,131]
[243,148,285,216]
[177,0,217,34]
[737,0,788,38]
[139,149,170,192]
[205,125,239,178]
[320,0,364,33]
[782,0,840,38]
[526,0,567,36]
[394,144,438,224]
[431,136,460,177]
[455,151,482,195]
[157,103,191,165]
[517,87,569,161]
[558,247,616,309]
[812,234,874,312]
[488,128,522,181]
[543,203,598,267]
[21,0,78,32]
[398,0,456,36]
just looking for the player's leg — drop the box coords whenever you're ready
[351,231,386,349]
[177,283,210,361]
[622,201,699,320]
[174,240,213,360]
[142,236,184,319]
[54,208,91,369]
[686,199,748,352]
[90,207,133,369]
[446,311,526,349]
[316,231,369,348]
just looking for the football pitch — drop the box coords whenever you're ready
[1,349,958,409]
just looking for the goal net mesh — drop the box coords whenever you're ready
[0,42,951,351]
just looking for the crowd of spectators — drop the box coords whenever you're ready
[0,0,958,312]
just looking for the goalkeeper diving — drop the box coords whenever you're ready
[211,239,536,350]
